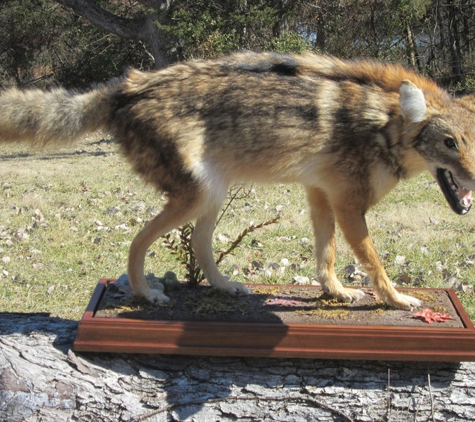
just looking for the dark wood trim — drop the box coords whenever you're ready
[74,279,475,361]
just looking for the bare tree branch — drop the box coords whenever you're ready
[54,0,171,68]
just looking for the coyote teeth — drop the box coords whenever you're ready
[445,170,459,193]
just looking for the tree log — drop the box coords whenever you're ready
[1,313,474,421]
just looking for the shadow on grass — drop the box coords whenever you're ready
[0,150,112,161]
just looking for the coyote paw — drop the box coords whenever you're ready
[387,292,421,310]
[214,277,249,296]
[328,287,365,303]
[142,288,170,305]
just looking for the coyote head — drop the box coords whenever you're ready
[400,81,475,215]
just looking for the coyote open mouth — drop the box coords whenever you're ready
[436,168,472,215]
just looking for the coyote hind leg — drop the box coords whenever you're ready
[128,196,200,304]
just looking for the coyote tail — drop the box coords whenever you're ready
[0,84,116,147]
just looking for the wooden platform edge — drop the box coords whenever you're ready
[73,279,475,361]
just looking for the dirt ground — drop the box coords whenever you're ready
[95,279,464,328]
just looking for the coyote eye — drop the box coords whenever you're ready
[444,137,458,150]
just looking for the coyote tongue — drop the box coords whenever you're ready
[458,185,473,209]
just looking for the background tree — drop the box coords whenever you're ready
[54,0,171,68]
[157,0,309,61]
[0,0,156,88]
[0,0,474,92]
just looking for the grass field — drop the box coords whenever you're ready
[0,135,474,321]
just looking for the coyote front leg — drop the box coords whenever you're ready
[333,205,421,310]
[192,203,248,296]
[306,187,365,303]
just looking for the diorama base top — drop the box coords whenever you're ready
[73,279,475,361]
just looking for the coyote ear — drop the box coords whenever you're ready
[399,80,427,123]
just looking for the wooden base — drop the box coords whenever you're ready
[74,279,475,361]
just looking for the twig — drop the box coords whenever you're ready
[405,397,411,422]
[215,186,249,227]
[215,216,280,265]
[387,368,392,422]
[414,391,423,421]
[428,373,435,421]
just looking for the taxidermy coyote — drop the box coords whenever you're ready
[1,52,475,310]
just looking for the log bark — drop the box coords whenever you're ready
[1,312,475,421]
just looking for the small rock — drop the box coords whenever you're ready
[161,271,180,291]
[394,255,406,265]
[445,275,458,288]
[114,274,129,288]
[458,282,474,293]
[217,233,230,242]
[129,217,143,226]
[33,209,44,221]
[115,223,130,231]
[145,273,165,292]
[230,265,240,276]
[280,258,290,267]
[292,275,310,285]
[345,264,368,282]
[435,261,444,273]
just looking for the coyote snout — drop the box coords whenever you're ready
[1,52,475,311]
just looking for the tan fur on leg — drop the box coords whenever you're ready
[307,187,365,303]
[333,205,421,310]
[128,197,200,303]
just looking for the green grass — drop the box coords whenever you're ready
[0,136,474,320]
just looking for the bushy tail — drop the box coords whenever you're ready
[0,84,116,147]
